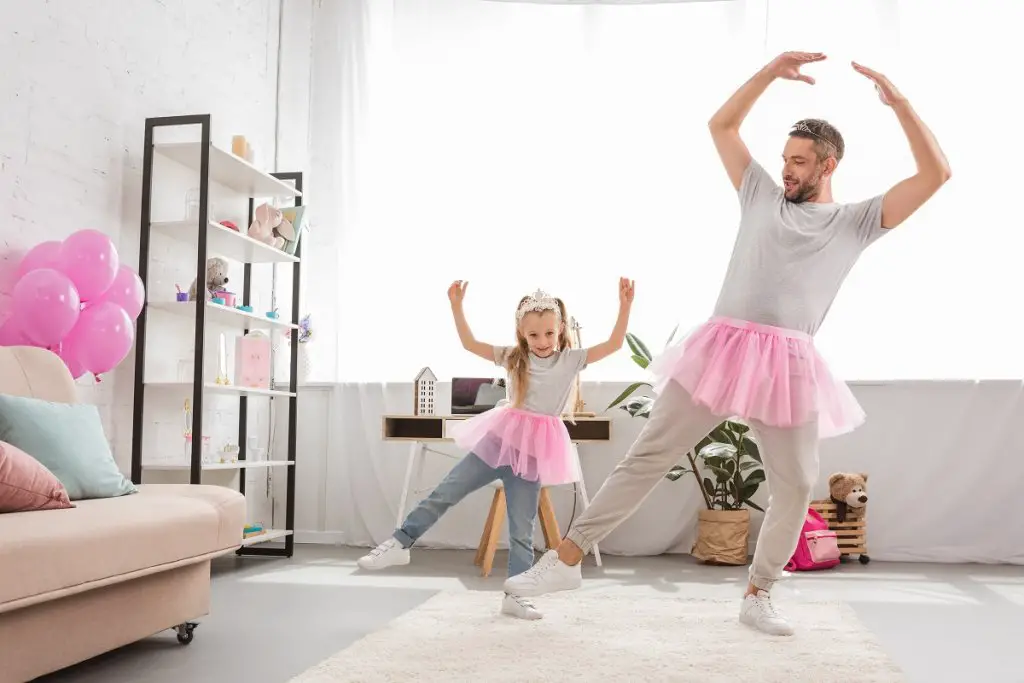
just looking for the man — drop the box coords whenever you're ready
[503,51,950,635]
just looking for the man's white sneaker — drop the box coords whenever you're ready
[502,549,582,597]
[739,590,795,636]
[501,593,543,620]
[356,538,410,570]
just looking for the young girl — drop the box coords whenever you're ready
[357,277,635,620]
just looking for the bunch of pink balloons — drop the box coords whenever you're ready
[0,230,144,380]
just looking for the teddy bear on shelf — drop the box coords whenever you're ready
[188,257,230,301]
[248,203,296,251]
[828,472,868,523]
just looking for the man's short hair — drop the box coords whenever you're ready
[789,119,844,163]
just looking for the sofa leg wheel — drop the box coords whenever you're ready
[175,622,198,645]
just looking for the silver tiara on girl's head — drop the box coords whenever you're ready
[516,289,560,322]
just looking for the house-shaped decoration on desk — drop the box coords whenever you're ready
[414,367,437,416]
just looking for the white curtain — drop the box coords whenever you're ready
[307,0,1023,384]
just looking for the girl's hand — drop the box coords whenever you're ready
[619,277,635,307]
[448,279,468,305]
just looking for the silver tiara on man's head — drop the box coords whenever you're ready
[516,288,561,322]
[790,121,838,155]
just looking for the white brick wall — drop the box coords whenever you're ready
[0,0,296,491]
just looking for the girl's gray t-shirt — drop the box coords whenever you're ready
[493,346,588,416]
[712,159,888,336]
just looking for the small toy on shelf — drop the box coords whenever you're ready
[188,257,230,301]
[218,444,239,464]
[235,331,271,389]
[175,285,188,302]
[243,523,265,539]
[265,309,279,320]
[248,203,295,251]
[414,367,437,416]
[236,305,253,313]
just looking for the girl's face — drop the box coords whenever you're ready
[519,310,560,358]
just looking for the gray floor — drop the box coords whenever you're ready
[37,545,1024,683]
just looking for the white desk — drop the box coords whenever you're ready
[381,413,610,566]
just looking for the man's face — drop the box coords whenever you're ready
[781,136,831,203]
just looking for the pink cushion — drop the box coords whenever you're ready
[0,441,73,513]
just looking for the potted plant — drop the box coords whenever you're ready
[607,332,766,565]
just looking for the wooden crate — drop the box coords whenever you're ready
[810,499,870,564]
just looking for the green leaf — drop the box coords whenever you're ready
[744,438,762,463]
[665,324,680,348]
[622,396,654,418]
[729,420,750,435]
[710,425,734,445]
[625,333,652,362]
[723,458,737,474]
[631,354,650,369]
[708,465,731,482]
[606,382,651,410]
[743,470,766,487]
[745,499,765,512]
[665,466,692,482]
[703,477,715,496]
[740,460,760,471]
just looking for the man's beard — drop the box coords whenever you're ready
[785,177,821,204]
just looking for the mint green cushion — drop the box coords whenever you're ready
[0,394,136,501]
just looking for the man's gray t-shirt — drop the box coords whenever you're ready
[493,346,588,416]
[712,160,888,336]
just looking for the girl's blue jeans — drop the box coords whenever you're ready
[393,452,541,578]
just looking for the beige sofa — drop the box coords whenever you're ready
[0,346,247,683]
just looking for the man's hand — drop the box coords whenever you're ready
[447,279,467,306]
[767,52,827,84]
[852,62,906,106]
[618,277,635,308]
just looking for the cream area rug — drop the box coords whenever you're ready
[290,591,905,683]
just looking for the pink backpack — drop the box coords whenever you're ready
[785,507,841,571]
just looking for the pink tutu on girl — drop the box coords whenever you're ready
[448,405,580,486]
[648,317,864,439]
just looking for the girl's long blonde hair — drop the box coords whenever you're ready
[505,296,571,409]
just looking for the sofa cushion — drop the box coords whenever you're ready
[0,441,74,513]
[0,484,245,612]
[0,393,136,500]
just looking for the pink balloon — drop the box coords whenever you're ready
[65,302,134,375]
[56,340,89,380]
[0,318,33,347]
[89,264,145,320]
[10,268,81,347]
[16,241,63,280]
[57,229,119,301]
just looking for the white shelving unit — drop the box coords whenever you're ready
[131,114,304,559]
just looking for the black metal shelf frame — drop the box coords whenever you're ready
[130,114,300,558]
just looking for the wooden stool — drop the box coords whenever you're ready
[474,485,560,577]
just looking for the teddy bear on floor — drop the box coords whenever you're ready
[188,257,230,301]
[248,203,295,251]
[828,472,868,523]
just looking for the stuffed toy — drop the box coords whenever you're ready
[248,203,296,250]
[188,257,230,301]
[828,472,868,523]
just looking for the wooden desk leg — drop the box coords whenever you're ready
[396,442,423,530]
[538,488,560,550]
[575,478,602,567]
[480,489,506,577]
[475,489,502,567]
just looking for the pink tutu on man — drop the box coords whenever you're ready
[448,405,580,486]
[648,316,865,439]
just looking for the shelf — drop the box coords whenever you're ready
[155,143,302,199]
[240,529,293,546]
[148,301,298,332]
[151,220,299,265]
[143,460,295,471]
[144,382,297,398]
